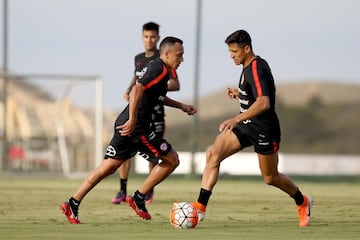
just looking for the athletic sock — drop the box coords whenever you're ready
[69,197,80,208]
[134,190,145,201]
[292,188,304,205]
[197,188,212,207]
[120,178,127,194]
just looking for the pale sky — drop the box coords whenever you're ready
[1,0,359,109]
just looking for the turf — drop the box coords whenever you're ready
[0,175,359,240]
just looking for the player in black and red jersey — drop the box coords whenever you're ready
[191,29,313,227]
[112,22,180,205]
[60,37,196,223]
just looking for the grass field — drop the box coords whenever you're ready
[0,174,359,240]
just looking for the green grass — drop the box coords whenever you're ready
[0,175,359,240]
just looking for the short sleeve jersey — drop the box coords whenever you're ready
[116,58,170,136]
[238,56,280,133]
[134,51,177,122]
[134,51,160,79]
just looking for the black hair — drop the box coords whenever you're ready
[159,36,183,53]
[225,29,252,49]
[142,22,160,34]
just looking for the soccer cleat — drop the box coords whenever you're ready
[126,194,151,220]
[145,191,154,204]
[112,190,126,204]
[191,201,206,222]
[60,201,81,224]
[297,195,313,227]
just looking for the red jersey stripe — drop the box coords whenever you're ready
[169,68,177,79]
[143,65,168,89]
[251,60,263,96]
[140,135,159,157]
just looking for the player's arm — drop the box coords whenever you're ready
[123,75,137,101]
[219,95,270,132]
[163,96,196,115]
[167,68,180,91]
[118,83,145,136]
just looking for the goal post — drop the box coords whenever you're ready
[0,73,103,177]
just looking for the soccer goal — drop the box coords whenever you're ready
[0,73,103,177]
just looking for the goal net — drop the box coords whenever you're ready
[0,73,103,177]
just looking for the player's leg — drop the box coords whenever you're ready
[126,148,179,220]
[144,160,157,203]
[138,149,179,193]
[201,130,241,190]
[112,159,131,204]
[61,158,124,224]
[193,130,241,221]
[258,152,299,194]
[258,152,313,227]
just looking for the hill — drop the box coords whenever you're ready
[164,82,360,154]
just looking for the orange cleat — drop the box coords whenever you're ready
[191,201,206,222]
[297,195,313,227]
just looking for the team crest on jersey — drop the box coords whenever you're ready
[135,61,142,67]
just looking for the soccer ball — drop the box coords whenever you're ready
[169,202,198,229]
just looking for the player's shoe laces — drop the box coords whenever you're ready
[112,190,126,204]
[297,195,313,227]
[145,191,154,204]
[126,193,151,220]
[191,201,206,222]
[60,201,81,224]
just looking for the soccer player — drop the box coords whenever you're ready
[191,30,313,227]
[112,22,180,205]
[60,36,196,223]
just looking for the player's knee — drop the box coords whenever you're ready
[206,149,221,168]
[163,150,180,169]
[262,175,277,186]
[170,152,180,168]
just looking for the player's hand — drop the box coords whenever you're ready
[181,104,197,115]
[123,91,130,102]
[227,87,239,99]
[116,119,135,136]
[219,118,237,132]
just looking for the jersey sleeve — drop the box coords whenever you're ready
[134,55,139,75]
[137,61,168,90]
[250,59,272,98]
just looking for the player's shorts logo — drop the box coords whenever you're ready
[105,145,116,157]
[160,143,168,151]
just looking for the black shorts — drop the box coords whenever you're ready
[232,123,280,154]
[104,130,172,161]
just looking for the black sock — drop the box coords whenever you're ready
[120,178,127,194]
[292,188,304,205]
[134,190,145,201]
[197,188,212,206]
[69,197,80,208]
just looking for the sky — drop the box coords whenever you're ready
[1,0,360,110]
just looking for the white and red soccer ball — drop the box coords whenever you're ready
[169,202,198,229]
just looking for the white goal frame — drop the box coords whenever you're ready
[1,73,103,177]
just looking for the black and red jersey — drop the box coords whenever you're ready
[117,58,170,135]
[134,51,160,79]
[238,56,280,133]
